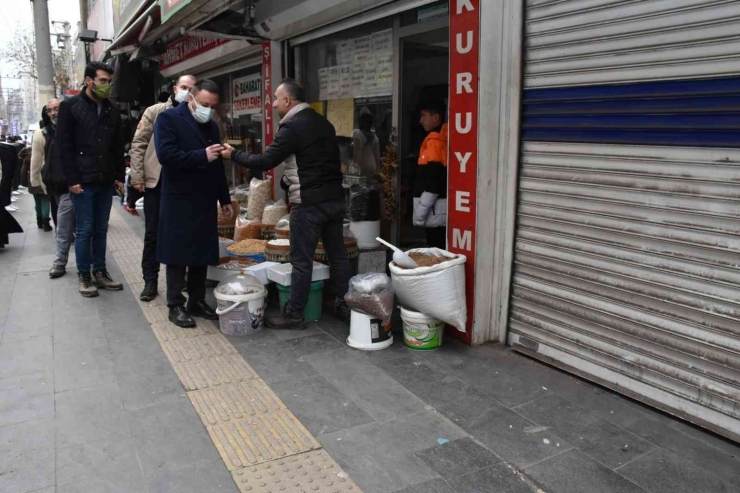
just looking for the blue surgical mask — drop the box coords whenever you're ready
[190,98,213,124]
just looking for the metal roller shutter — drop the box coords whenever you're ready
[509,0,740,442]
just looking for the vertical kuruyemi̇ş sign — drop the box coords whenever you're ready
[448,0,479,340]
[262,42,275,195]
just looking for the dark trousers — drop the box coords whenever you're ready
[288,198,351,314]
[50,194,58,227]
[166,265,207,307]
[142,185,161,282]
[425,227,447,250]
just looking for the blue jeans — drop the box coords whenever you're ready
[70,184,113,274]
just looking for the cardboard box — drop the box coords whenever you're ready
[267,262,330,286]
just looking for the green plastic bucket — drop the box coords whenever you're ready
[401,307,444,351]
[276,281,324,322]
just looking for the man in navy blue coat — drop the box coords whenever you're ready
[154,79,232,328]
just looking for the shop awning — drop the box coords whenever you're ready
[104,1,161,58]
[253,0,436,41]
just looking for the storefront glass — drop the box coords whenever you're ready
[302,17,395,176]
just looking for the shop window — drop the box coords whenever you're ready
[300,17,394,180]
[400,1,449,27]
[226,66,264,187]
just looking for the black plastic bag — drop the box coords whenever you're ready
[348,185,380,222]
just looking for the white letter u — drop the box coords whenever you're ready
[455,112,472,134]
[456,31,473,54]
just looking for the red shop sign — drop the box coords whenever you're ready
[448,0,479,341]
[159,36,230,70]
[262,41,275,194]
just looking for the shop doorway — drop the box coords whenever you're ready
[397,27,449,248]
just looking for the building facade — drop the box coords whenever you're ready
[100,0,740,443]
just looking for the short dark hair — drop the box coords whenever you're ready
[85,61,114,81]
[420,100,446,120]
[279,78,305,102]
[359,112,373,131]
[191,78,220,96]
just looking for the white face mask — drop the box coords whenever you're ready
[190,98,213,124]
[175,89,190,103]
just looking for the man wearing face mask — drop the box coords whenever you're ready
[55,62,126,297]
[130,74,197,302]
[154,79,232,328]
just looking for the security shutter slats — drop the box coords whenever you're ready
[513,0,740,442]
[525,1,740,87]
[514,263,740,338]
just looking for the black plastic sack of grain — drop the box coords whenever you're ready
[348,185,380,221]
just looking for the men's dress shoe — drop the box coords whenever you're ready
[265,310,307,330]
[333,299,352,325]
[169,305,196,328]
[49,265,66,278]
[187,300,218,320]
[140,281,158,301]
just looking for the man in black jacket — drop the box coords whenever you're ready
[222,78,351,329]
[54,62,125,297]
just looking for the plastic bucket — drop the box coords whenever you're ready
[276,281,324,322]
[347,310,393,351]
[401,307,444,351]
[349,220,381,249]
[214,288,267,336]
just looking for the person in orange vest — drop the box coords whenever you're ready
[413,100,448,249]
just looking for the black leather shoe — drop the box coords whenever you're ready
[187,300,218,320]
[333,299,351,326]
[169,305,195,328]
[140,281,158,302]
[266,310,307,330]
[49,265,66,279]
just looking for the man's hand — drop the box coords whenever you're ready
[133,184,145,193]
[221,203,234,219]
[221,143,234,160]
[206,144,224,162]
[69,184,83,194]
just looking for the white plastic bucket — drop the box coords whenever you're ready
[401,307,444,351]
[350,220,381,249]
[346,310,393,351]
[214,287,267,336]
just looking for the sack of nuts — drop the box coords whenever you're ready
[247,177,273,221]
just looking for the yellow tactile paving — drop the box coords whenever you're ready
[142,305,169,324]
[151,320,219,342]
[161,333,237,363]
[172,354,259,391]
[208,410,321,470]
[232,450,360,493]
[107,207,363,492]
[123,270,143,285]
[188,380,286,427]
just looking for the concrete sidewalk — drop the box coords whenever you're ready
[1,192,739,493]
